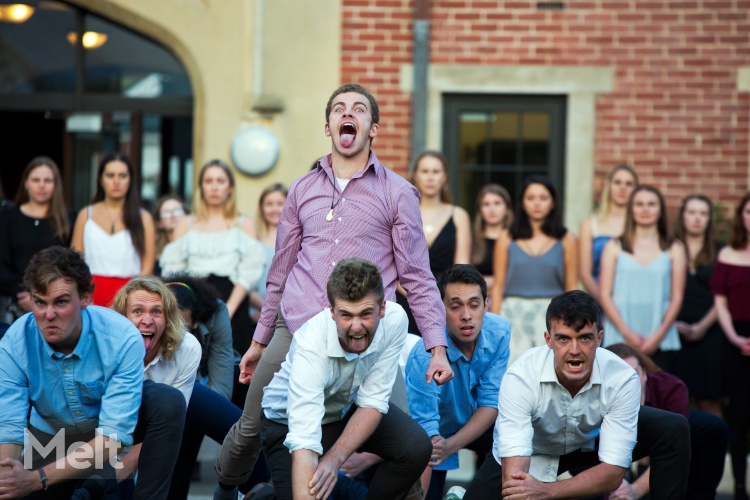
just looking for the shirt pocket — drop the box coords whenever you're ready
[77,380,107,405]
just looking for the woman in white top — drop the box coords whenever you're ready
[160,159,264,357]
[71,153,155,306]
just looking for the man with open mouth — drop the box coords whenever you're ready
[464,290,691,500]
[405,264,511,500]
[259,258,431,500]
[215,83,453,499]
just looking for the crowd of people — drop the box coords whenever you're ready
[0,82,748,500]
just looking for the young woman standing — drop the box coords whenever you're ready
[250,183,287,323]
[673,194,723,418]
[471,184,513,290]
[0,157,72,319]
[711,192,750,500]
[599,185,686,371]
[490,175,578,362]
[579,164,638,301]
[397,151,471,334]
[71,153,155,306]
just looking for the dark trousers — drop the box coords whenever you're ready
[26,380,186,500]
[686,409,728,500]
[725,321,750,492]
[167,382,270,499]
[425,426,494,500]
[464,405,690,500]
[260,405,431,500]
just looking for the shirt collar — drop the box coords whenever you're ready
[325,308,383,361]
[445,321,487,363]
[317,151,383,181]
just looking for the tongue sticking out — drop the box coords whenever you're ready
[340,134,355,148]
[143,335,152,352]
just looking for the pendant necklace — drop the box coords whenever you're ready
[326,176,343,222]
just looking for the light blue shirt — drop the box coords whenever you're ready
[0,306,145,447]
[405,312,511,470]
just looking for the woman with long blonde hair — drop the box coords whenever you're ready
[0,157,72,320]
[160,159,265,359]
[250,183,287,323]
[579,164,638,302]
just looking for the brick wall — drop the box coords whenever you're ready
[341,0,750,212]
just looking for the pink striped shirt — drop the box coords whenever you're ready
[254,152,447,350]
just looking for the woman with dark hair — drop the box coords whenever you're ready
[160,159,264,374]
[397,151,471,334]
[490,175,578,362]
[711,192,750,500]
[163,274,270,499]
[579,164,639,301]
[72,153,155,306]
[599,185,686,370]
[672,194,723,418]
[0,157,73,321]
[471,184,513,289]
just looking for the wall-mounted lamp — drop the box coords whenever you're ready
[0,4,34,23]
[231,126,280,177]
[66,31,108,50]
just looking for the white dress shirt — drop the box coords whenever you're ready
[262,301,407,455]
[493,346,640,482]
[144,332,201,404]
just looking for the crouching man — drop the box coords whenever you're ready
[260,258,431,500]
[465,290,690,499]
[0,247,185,499]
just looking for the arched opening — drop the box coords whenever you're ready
[0,0,194,210]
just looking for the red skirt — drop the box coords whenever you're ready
[91,275,132,307]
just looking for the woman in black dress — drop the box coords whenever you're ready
[0,157,71,321]
[471,184,513,290]
[673,194,723,418]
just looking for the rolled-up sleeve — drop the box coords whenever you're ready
[0,339,30,445]
[284,341,328,455]
[390,185,446,350]
[355,308,407,414]
[598,372,640,469]
[97,337,144,447]
[496,370,536,459]
[405,342,441,437]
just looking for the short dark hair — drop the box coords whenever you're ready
[545,290,601,333]
[326,258,384,306]
[325,83,379,125]
[606,342,661,373]
[164,273,221,324]
[23,246,94,297]
[437,264,487,301]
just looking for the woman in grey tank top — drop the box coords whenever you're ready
[490,176,579,363]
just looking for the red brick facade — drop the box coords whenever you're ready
[341,0,750,211]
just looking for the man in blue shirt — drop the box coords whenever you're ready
[0,247,186,499]
[405,264,510,499]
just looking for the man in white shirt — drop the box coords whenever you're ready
[465,290,690,499]
[260,258,431,500]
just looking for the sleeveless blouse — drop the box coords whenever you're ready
[428,216,456,280]
[603,251,680,350]
[83,206,141,277]
[475,238,496,276]
[504,240,565,298]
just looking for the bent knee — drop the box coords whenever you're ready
[142,382,187,420]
